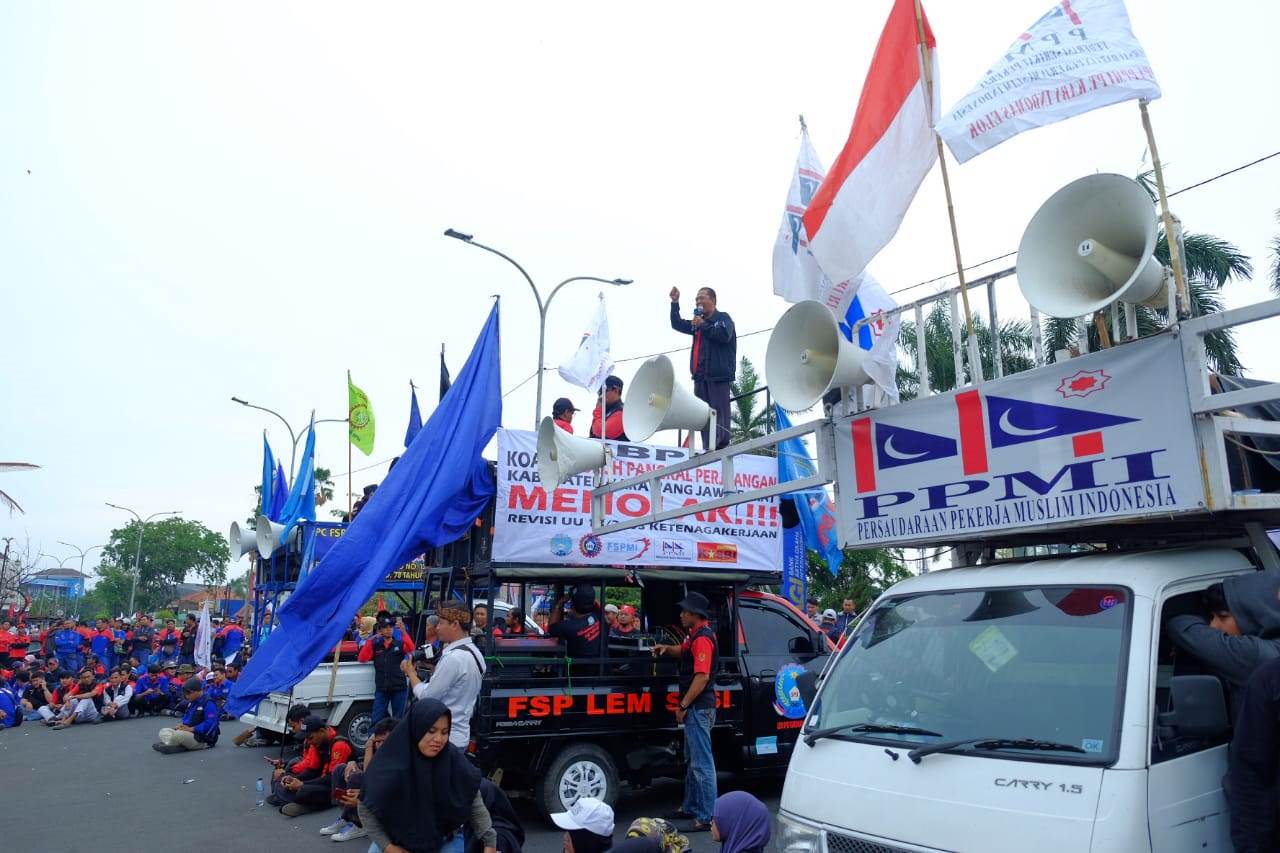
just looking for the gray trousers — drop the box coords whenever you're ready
[694,378,732,450]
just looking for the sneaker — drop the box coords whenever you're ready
[281,802,317,817]
[333,826,368,842]
[265,793,282,807]
[320,820,350,836]
[151,742,186,754]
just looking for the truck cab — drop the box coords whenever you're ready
[465,566,831,817]
[778,544,1264,852]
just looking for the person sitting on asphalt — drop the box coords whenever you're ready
[238,700,309,749]
[0,678,21,729]
[710,791,772,853]
[130,664,167,716]
[47,668,105,729]
[1164,572,1280,718]
[551,796,615,853]
[467,778,525,853]
[22,670,53,722]
[267,714,353,817]
[320,716,398,843]
[99,669,133,721]
[621,817,690,853]
[151,637,180,669]
[153,676,220,753]
[35,671,77,722]
[169,664,197,715]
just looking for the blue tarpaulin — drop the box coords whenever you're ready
[775,405,843,577]
[228,305,502,716]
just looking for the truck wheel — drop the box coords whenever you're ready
[339,703,375,750]
[538,743,619,818]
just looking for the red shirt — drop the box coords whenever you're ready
[0,633,13,656]
[589,403,626,440]
[681,625,715,675]
[356,632,415,662]
[289,729,354,777]
[554,418,573,434]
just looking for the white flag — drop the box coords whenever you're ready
[194,601,213,670]
[557,297,615,392]
[772,129,827,303]
[839,273,902,404]
[936,0,1161,163]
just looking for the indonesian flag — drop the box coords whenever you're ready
[803,0,940,287]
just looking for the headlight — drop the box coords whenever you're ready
[777,812,823,853]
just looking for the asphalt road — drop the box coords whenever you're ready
[2,715,782,852]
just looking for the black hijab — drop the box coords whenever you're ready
[361,699,481,852]
[469,778,525,853]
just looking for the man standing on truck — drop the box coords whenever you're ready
[651,591,718,833]
[359,616,416,723]
[669,286,736,449]
[402,604,485,749]
[548,586,605,659]
[1164,573,1280,716]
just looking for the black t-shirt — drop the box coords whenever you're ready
[549,613,603,659]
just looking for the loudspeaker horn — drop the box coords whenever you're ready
[228,521,258,561]
[766,300,869,413]
[536,416,609,488]
[623,355,712,445]
[1017,173,1167,318]
[255,514,299,557]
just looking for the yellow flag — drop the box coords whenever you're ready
[348,372,376,455]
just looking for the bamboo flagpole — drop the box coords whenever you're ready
[1139,99,1190,317]
[913,0,983,382]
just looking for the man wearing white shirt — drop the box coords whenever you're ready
[401,604,486,749]
[100,670,133,720]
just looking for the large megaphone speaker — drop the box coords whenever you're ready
[255,514,299,557]
[228,521,258,561]
[1017,173,1167,318]
[537,416,609,488]
[624,355,713,445]
[766,300,869,413]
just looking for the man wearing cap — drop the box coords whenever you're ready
[603,604,620,632]
[548,586,606,661]
[153,676,220,753]
[151,635,180,669]
[551,796,616,853]
[590,375,629,442]
[611,605,640,637]
[267,714,352,816]
[552,398,579,433]
[669,286,736,449]
[652,591,718,831]
[358,616,416,724]
[403,604,486,749]
[820,609,840,642]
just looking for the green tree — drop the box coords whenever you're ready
[97,517,229,614]
[246,464,340,527]
[806,547,913,611]
[729,357,772,444]
[896,302,1035,400]
[1269,210,1280,295]
[1043,171,1252,372]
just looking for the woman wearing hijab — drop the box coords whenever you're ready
[710,792,772,853]
[358,699,497,853]
[466,779,524,853]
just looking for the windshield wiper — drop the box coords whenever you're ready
[803,722,943,747]
[908,737,1087,764]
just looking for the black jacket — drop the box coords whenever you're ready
[670,303,736,382]
[1229,657,1280,852]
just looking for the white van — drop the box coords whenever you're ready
[777,545,1263,853]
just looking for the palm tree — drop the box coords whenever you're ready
[0,462,39,515]
[896,302,1035,400]
[729,357,771,443]
[314,467,336,507]
[1268,210,1280,296]
[1043,171,1252,373]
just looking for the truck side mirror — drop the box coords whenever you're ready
[788,635,815,655]
[1159,675,1229,739]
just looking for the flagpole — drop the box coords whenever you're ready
[913,0,983,383]
[1138,99,1190,317]
[346,370,353,518]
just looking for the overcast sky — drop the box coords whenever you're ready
[3,0,1277,579]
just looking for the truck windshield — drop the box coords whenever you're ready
[809,585,1130,763]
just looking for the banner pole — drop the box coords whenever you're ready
[914,0,983,382]
[1139,99,1190,317]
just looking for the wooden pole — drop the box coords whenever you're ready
[913,0,983,381]
[1139,99,1190,317]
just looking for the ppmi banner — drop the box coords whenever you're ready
[495,429,782,571]
[834,334,1203,548]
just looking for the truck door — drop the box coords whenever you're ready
[738,600,826,768]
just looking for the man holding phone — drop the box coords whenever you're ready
[358,616,415,723]
[669,287,736,449]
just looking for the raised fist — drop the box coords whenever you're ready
[669,287,680,303]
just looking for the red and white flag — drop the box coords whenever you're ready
[803,0,940,287]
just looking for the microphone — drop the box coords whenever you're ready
[693,307,704,318]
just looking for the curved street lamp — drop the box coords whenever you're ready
[104,504,181,616]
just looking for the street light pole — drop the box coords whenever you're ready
[105,504,181,616]
[230,397,346,485]
[443,229,632,428]
[57,541,103,606]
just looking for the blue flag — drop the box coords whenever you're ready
[775,405,843,577]
[260,434,276,519]
[269,462,288,521]
[274,420,316,540]
[229,305,502,717]
[405,384,423,448]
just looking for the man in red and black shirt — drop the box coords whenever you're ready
[268,715,353,816]
[548,586,605,660]
[652,591,718,831]
[551,398,578,433]
[589,376,629,442]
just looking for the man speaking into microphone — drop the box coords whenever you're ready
[669,286,736,449]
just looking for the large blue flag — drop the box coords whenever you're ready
[229,305,502,716]
[405,384,423,448]
[269,462,288,521]
[260,434,277,519]
[274,420,316,540]
[775,405,843,577]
